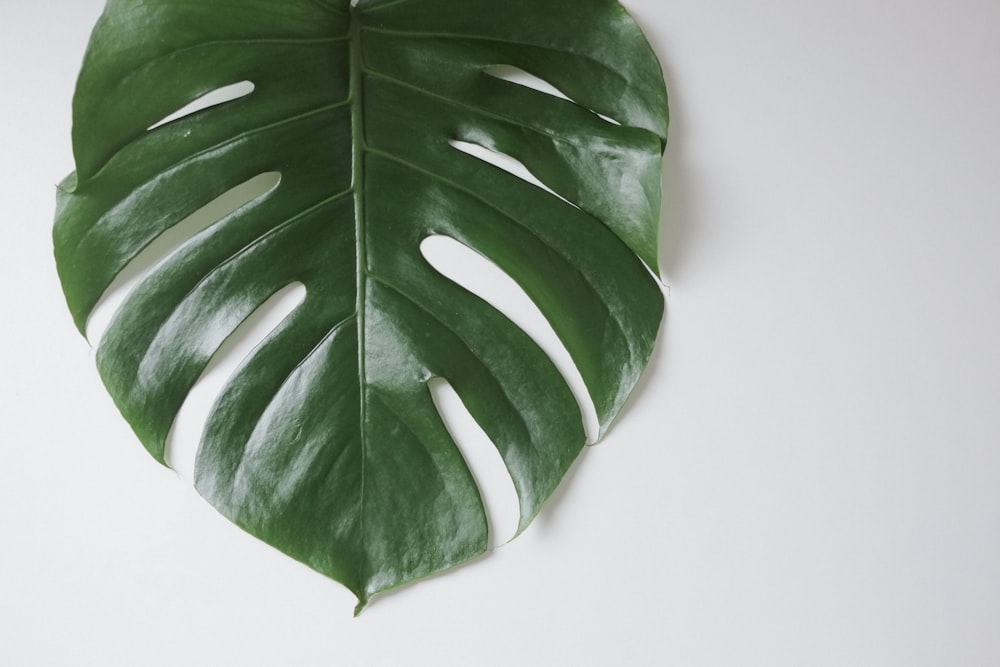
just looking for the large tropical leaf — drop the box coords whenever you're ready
[54,0,668,612]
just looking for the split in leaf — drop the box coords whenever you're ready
[55,0,669,612]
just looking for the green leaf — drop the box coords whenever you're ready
[54,0,668,612]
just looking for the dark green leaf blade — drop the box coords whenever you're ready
[54,0,668,610]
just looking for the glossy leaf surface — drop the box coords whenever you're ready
[54,0,668,611]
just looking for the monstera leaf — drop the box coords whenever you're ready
[54,0,668,612]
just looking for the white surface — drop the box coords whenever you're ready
[3,1,1000,665]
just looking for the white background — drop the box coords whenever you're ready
[3,1,1000,665]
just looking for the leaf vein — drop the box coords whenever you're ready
[360,26,629,87]
[232,312,359,482]
[368,274,538,450]
[362,67,584,150]
[123,187,353,379]
[360,0,415,13]
[88,99,349,191]
[364,147,636,376]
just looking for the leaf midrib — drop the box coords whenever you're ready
[349,4,370,594]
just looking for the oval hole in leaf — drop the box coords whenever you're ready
[86,172,282,344]
[147,80,255,131]
[420,235,599,444]
[447,139,574,208]
[482,65,621,126]
[428,377,520,546]
[166,282,307,479]
[482,64,572,101]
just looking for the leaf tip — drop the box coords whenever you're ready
[55,171,78,195]
[353,595,370,617]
